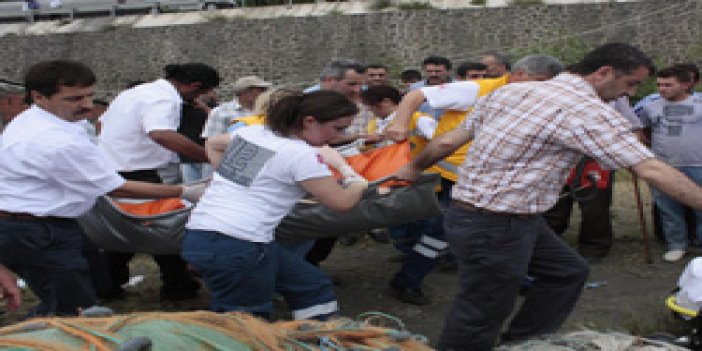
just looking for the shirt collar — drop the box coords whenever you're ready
[29,104,88,134]
[551,73,599,98]
[153,78,183,104]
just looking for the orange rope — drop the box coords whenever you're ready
[45,320,112,351]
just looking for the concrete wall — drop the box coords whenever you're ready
[0,0,699,98]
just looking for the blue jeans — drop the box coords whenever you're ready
[0,218,96,316]
[278,239,315,258]
[180,163,213,183]
[652,166,702,251]
[182,229,337,320]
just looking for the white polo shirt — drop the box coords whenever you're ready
[0,106,125,217]
[99,79,183,171]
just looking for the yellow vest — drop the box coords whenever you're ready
[429,75,510,181]
[367,111,430,158]
[231,114,265,126]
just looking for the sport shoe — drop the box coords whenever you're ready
[388,282,430,305]
[663,250,686,262]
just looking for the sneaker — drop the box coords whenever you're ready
[663,250,686,263]
[388,282,430,305]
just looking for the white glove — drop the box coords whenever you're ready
[317,146,347,170]
[338,164,368,189]
[181,183,208,203]
[338,164,365,182]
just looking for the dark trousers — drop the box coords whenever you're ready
[391,178,454,289]
[0,217,96,316]
[104,169,197,297]
[542,176,614,258]
[438,206,589,351]
[305,237,337,266]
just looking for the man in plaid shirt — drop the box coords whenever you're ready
[393,43,702,350]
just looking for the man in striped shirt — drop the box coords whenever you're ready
[394,43,702,350]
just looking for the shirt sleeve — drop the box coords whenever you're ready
[459,93,493,139]
[421,81,481,111]
[202,105,226,138]
[416,115,437,139]
[289,146,332,182]
[560,104,653,170]
[612,96,643,130]
[635,103,653,128]
[142,99,181,133]
[49,142,126,198]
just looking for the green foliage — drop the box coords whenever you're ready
[510,31,592,66]
[631,57,665,104]
[397,1,433,10]
[370,0,394,11]
[100,22,131,32]
[470,0,486,5]
[202,13,229,22]
[508,0,544,5]
[327,8,344,16]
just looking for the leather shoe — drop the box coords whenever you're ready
[388,282,430,305]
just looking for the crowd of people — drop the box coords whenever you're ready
[0,42,702,350]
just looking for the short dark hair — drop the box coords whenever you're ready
[569,43,654,76]
[361,85,402,105]
[456,62,487,78]
[266,90,359,137]
[671,62,700,84]
[422,56,452,70]
[24,60,96,102]
[657,66,693,83]
[164,63,220,90]
[400,69,422,82]
[483,52,511,70]
[320,59,366,80]
[366,64,387,71]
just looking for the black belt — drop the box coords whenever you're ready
[0,210,66,222]
[450,200,534,219]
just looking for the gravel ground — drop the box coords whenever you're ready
[0,174,698,349]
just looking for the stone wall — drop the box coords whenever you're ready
[0,0,699,98]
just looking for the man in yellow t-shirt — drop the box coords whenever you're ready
[384,55,564,305]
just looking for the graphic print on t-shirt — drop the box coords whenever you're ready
[217,136,274,187]
[663,104,694,137]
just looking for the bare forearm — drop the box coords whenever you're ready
[205,134,232,168]
[412,129,471,171]
[633,158,702,210]
[149,130,208,162]
[395,90,426,127]
[109,181,183,198]
[328,182,366,212]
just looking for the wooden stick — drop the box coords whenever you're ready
[631,171,653,264]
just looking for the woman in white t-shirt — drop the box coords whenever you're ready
[183,90,367,320]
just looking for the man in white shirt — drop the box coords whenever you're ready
[0,60,194,316]
[99,63,220,301]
